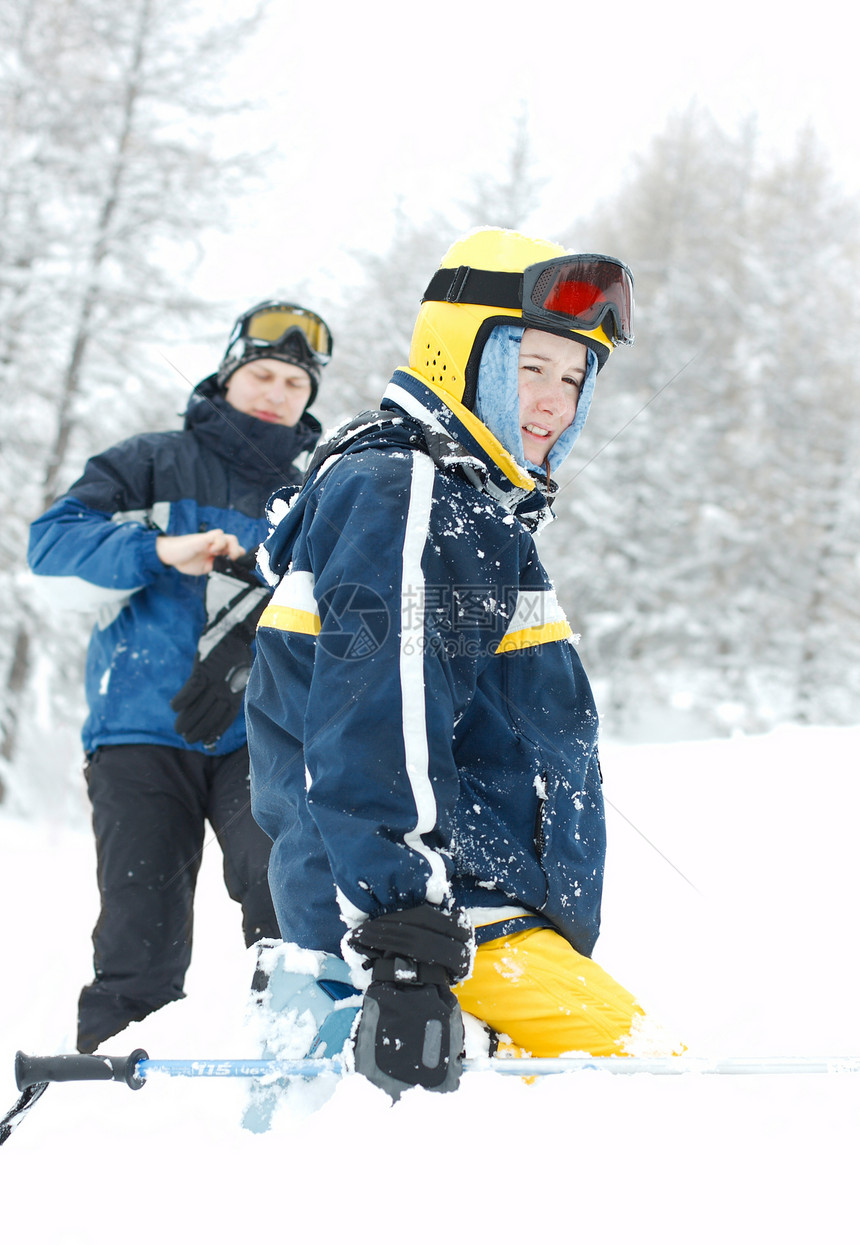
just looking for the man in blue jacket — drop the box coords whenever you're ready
[29,301,331,1053]
[246,231,662,1100]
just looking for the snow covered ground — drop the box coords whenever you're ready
[2,724,859,1243]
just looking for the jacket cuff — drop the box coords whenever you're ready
[136,527,164,580]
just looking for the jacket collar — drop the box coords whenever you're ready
[382,368,557,531]
[261,371,559,586]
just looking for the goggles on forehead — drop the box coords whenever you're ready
[423,253,634,346]
[232,303,334,364]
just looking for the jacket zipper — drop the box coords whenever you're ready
[534,772,547,860]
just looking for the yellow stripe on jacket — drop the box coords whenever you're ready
[495,588,572,653]
[258,569,320,635]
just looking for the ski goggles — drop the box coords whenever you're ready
[423,254,634,346]
[232,303,333,364]
[523,255,634,345]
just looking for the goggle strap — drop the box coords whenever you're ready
[422,267,522,309]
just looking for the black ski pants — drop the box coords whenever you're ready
[77,743,279,1053]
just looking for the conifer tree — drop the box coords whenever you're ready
[0,0,263,802]
[543,107,860,735]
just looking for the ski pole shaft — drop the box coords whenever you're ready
[467,1055,860,1076]
[14,1048,148,1091]
[14,1050,860,1092]
[139,1057,344,1080]
[137,1054,860,1079]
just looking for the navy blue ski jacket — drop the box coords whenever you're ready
[247,367,606,958]
[28,377,320,755]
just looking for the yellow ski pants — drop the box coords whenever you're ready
[453,926,645,1057]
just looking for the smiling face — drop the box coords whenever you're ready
[223,357,313,426]
[517,328,589,466]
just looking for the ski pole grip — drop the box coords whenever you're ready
[14,1049,148,1091]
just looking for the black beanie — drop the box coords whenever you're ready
[217,340,321,409]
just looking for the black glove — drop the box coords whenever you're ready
[171,550,269,747]
[348,905,473,1100]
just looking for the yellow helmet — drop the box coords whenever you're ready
[409,228,633,413]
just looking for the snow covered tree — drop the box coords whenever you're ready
[458,108,546,232]
[541,107,860,736]
[320,119,548,423]
[746,131,860,724]
[316,206,454,423]
[0,0,264,803]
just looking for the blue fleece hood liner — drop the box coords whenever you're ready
[473,325,598,475]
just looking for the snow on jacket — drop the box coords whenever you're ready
[246,365,606,958]
[28,376,321,755]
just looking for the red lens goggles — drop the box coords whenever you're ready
[423,253,634,347]
[522,254,634,346]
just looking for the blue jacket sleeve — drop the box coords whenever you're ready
[28,440,164,611]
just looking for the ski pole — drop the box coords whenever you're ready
[14,1049,860,1091]
[6,1048,860,1147]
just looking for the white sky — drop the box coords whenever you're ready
[173,0,859,373]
